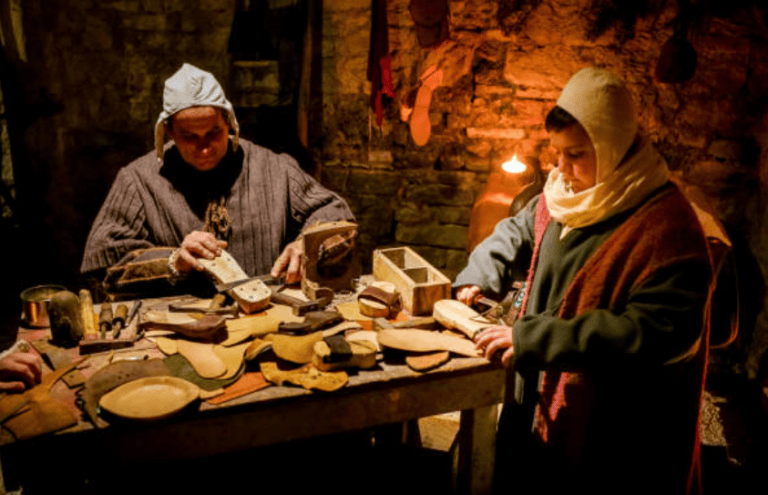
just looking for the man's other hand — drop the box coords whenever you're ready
[0,351,43,392]
[175,231,228,273]
[271,239,303,284]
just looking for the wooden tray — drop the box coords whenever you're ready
[372,247,451,316]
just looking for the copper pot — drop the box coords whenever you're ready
[20,284,67,328]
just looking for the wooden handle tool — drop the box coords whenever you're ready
[79,289,98,338]
[99,304,113,339]
[112,304,128,338]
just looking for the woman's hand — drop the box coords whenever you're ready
[475,325,515,366]
[271,239,304,284]
[174,231,228,273]
[455,285,482,306]
[0,352,43,392]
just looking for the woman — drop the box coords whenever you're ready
[454,68,712,494]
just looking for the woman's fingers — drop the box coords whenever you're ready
[456,285,481,306]
[474,325,514,363]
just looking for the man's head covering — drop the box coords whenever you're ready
[154,63,240,161]
[555,67,638,183]
[543,67,670,237]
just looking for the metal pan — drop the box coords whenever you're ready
[20,284,67,328]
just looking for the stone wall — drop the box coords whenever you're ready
[317,0,768,376]
[5,0,236,288]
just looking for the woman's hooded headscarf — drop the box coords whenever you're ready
[543,67,670,237]
[154,63,240,162]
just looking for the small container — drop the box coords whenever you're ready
[20,284,67,328]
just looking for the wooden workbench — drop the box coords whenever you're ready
[1,309,506,495]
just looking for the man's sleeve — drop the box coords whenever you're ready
[80,168,153,274]
[281,154,355,231]
[512,257,712,371]
[453,197,538,296]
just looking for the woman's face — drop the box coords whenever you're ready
[549,123,597,193]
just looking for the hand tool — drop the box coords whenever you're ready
[112,304,128,338]
[270,290,332,316]
[79,289,98,338]
[126,300,142,326]
[98,304,113,339]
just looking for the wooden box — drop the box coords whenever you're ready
[372,247,451,316]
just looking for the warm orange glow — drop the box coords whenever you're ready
[501,155,526,174]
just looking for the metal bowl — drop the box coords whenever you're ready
[20,284,67,328]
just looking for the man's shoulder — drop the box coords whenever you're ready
[121,148,163,176]
[238,138,303,173]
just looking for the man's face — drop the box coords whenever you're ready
[166,106,230,172]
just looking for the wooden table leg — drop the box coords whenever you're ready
[457,404,498,495]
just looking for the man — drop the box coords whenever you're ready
[81,63,354,284]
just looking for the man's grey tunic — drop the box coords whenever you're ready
[81,138,354,277]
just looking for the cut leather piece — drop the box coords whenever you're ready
[175,339,227,379]
[377,328,480,358]
[277,309,343,334]
[206,372,271,405]
[313,338,378,371]
[346,330,380,351]
[260,361,348,392]
[336,301,372,321]
[267,332,324,364]
[406,351,451,372]
[224,304,304,343]
[321,320,363,338]
[212,341,251,380]
[0,358,84,443]
[140,311,227,341]
[244,338,273,361]
[155,336,179,355]
[162,353,243,392]
[78,359,172,428]
[432,299,492,340]
[29,339,88,388]
[409,66,443,146]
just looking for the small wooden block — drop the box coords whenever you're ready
[372,247,451,316]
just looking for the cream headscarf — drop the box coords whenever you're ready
[543,67,670,237]
[154,63,240,162]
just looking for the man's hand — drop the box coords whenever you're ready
[271,239,304,284]
[455,285,483,306]
[174,231,228,273]
[0,352,43,393]
[475,325,515,366]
